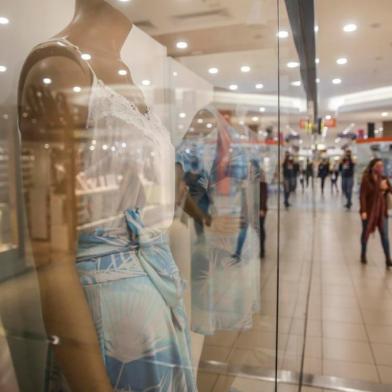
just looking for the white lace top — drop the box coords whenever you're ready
[56,39,176,234]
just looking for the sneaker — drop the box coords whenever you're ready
[361,255,367,264]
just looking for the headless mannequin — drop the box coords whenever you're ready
[18,1,209,390]
[17,2,142,391]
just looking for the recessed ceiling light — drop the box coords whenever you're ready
[325,114,332,120]
[332,78,342,84]
[314,25,319,33]
[343,23,357,32]
[315,58,320,64]
[81,53,91,61]
[73,86,82,93]
[291,81,301,87]
[277,30,289,39]
[173,71,178,77]
[118,69,128,76]
[141,79,151,86]
[336,57,348,65]
[255,83,264,89]
[197,118,203,124]
[0,17,9,25]
[0,65,7,72]
[206,123,213,129]
[229,84,238,91]
[241,65,251,73]
[259,107,266,112]
[208,67,219,75]
[176,41,188,49]
[43,77,52,85]
[102,144,108,150]
[316,78,320,83]
[287,61,300,68]
[89,145,95,151]
[179,112,186,119]
[252,116,259,122]
[381,112,389,117]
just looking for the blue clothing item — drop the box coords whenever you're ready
[361,218,391,260]
[75,210,196,392]
[342,176,354,207]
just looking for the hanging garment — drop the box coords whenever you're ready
[177,107,260,336]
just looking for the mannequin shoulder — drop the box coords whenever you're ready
[19,51,92,131]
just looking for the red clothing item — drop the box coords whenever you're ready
[360,174,391,239]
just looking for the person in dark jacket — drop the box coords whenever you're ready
[282,152,296,208]
[359,158,392,267]
[318,159,330,195]
[305,159,314,188]
[339,149,355,209]
[259,169,268,258]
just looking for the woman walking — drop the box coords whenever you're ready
[359,158,392,267]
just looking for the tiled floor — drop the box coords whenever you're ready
[197,188,392,391]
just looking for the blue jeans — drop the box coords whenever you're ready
[342,176,354,207]
[361,218,391,260]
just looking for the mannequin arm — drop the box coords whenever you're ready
[19,56,112,392]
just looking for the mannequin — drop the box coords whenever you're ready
[18,1,206,391]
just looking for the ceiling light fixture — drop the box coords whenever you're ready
[252,116,259,122]
[316,78,320,84]
[332,78,342,85]
[179,112,187,119]
[381,112,389,117]
[43,77,52,85]
[176,41,188,49]
[336,57,348,65]
[141,79,151,86]
[259,107,266,112]
[315,58,320,64]
[277,30,289,39]
[291,81,301,87]
[81,53,91,61]
[229,84,238,91]
[173,71,178,77]
[0,17,9,25]
[0,65,7,72]
[314,25,319,33]
[118,69,128,76]
[287,61,300,68]
[343,23,357,32]
[241,65,251,73]
[255,83,264,89]
[73,86,82,93]
[208,67,219,75]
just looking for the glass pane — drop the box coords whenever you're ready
[0,1,294,391]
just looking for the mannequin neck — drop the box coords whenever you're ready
[61,1,132,58]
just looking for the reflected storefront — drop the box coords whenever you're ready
[0,1,314,391]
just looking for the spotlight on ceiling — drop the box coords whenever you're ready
[343,23,357,32]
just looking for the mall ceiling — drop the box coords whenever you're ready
[1,0,391,140]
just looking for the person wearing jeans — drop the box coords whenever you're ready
[359,158,392,267]
[340,150,355,209]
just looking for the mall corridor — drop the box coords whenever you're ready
[197,188,392,391]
